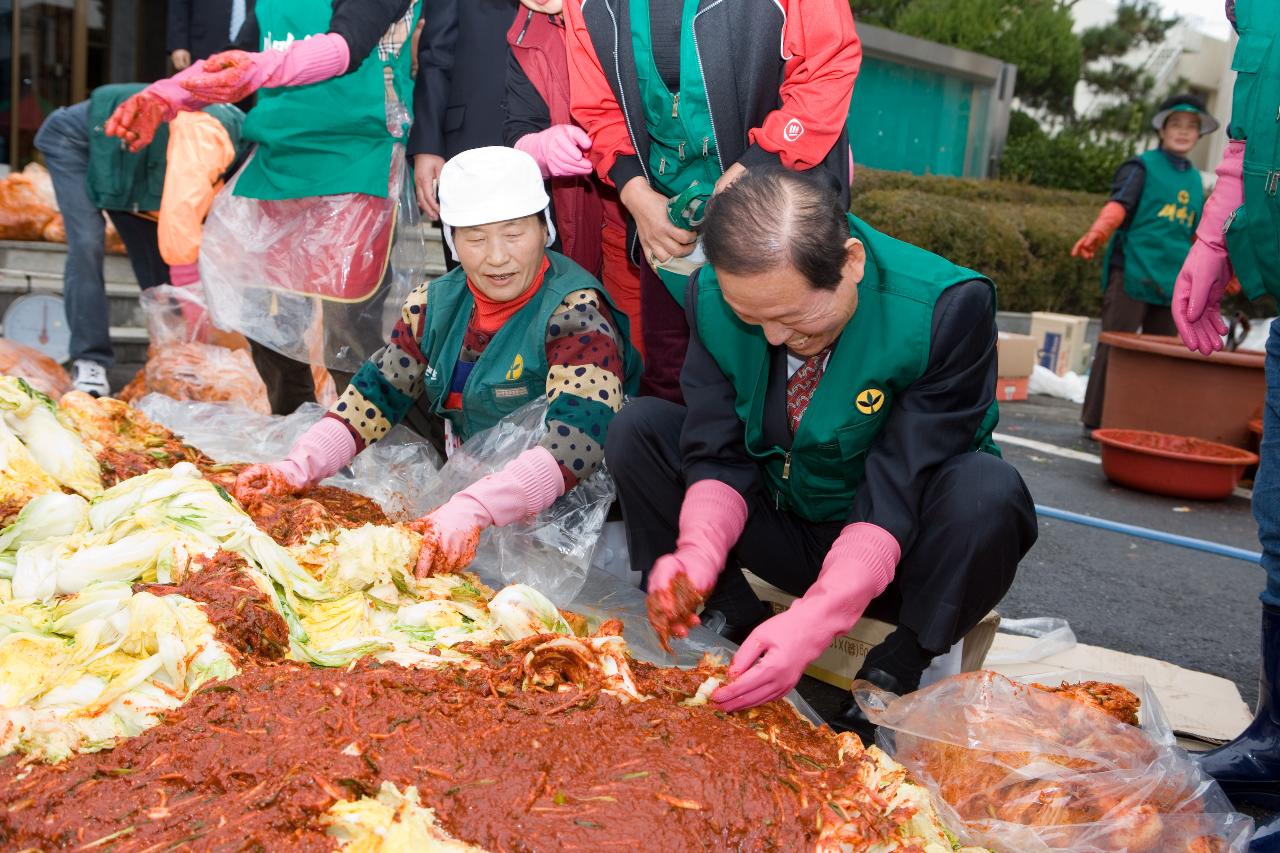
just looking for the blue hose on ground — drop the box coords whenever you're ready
[1035,504,1263,564]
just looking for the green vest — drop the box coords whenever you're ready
[695,214,1001,523]
[631,0,720,304]
[1223,0,1280,301]
[1102,150,1203,306]
[420,252,643,442]
[236,0,420,201]
[86,85,245,212]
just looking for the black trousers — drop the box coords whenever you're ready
[606,398,1038,656]
[105,211,169,289]
[247,341,353,416]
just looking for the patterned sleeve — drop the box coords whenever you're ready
[541,288,627,489]
[324,282,431,450]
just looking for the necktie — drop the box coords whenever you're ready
[786,348,831,434]
[230,0,247,43]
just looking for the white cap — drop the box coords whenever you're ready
[438,146,555,260]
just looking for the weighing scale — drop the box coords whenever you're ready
[2,293,71,364]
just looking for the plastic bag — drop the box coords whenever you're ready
[120,286,272,413]
[1029,364,1087,403]
[855,670,1253,853]
[0,339,71,399]
[0,165,58,240]
[985,616,1078,665]
[200,146,431,373]
[134,395,442,518]
[419,398,613,608]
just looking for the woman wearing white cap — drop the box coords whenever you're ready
[234,146,641,575]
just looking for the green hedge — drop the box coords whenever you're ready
[851,168,1107,315]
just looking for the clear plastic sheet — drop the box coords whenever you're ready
[0,340,71,399]
[855,670,1253,853]
[122,286,272,413]
[420,399,614,608]
[199,146,431,373]
[134,395,442,518]
[986,616,1079,665]
[136,393,822,723]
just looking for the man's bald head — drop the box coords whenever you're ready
[702,168,850,291]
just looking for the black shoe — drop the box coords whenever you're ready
[1198,604,1280,810]
[699,602,772,646]
[827,667,908,747]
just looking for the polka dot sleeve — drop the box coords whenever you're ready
[325,282,431,450]
[541,288,627,488]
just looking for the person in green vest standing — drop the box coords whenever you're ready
[104,0,423,414]
[605,168,1037,733]
[34,84,245,397]
[1071,93,1215,431]
[233,147,641,577]
[561,0,861,404]
[1172,3,1280,849]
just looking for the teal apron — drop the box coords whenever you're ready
[1101,150,1204,306]
[630,0,721,303]
[1224,0,1280,300]
[236,0,419,200]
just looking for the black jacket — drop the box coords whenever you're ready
[168,0,239,61]
[409,0,519,159]
[576,0,852,208]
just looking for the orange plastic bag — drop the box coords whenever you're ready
[855,670,1252,853]
[0,339,71,398]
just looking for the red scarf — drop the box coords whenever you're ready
[466,257,551,335]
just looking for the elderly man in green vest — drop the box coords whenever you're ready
[606,167,1037,734]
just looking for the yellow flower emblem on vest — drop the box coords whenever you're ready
[505,354,525,382]
[1177,189,1190,205]
[856,388,885,415]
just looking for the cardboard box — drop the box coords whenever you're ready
[996,376,1029,402]
[997,332,1036,378]
[1030,312,1090,377]
[744,571,1000,690]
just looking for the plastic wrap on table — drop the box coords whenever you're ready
[854,669,1253,853]
[199,147,430,373]
[0,165,58,240]
[122,286,271,413]
[985,616,1078,665]
[135,395,442,518]
[420,398,613,608]
[0,340,71,399]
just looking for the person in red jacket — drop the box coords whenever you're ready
[504,0,645,356]
[561,0,859,402]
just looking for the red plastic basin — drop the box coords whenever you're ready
[1091,429,1259,501]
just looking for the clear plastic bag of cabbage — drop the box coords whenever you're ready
[419,398,614,608]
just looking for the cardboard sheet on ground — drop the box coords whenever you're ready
[986,633,1252,744]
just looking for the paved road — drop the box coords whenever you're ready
[797,394,1266,721]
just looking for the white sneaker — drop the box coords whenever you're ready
[71,360,110,398]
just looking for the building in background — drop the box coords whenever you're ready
[847,24,1018,179]
[1070,0,1236,177]
[0,0,168,171]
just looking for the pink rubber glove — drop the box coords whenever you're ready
[713,523,900,712]
[411,446,566,577]
[1173,139,1244,356]
[514,125,594,178]
[645,479,748,652]
[168,265,207,341]
[105,66,209,152]
[181,34,350,103]
[232,417,357,504]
